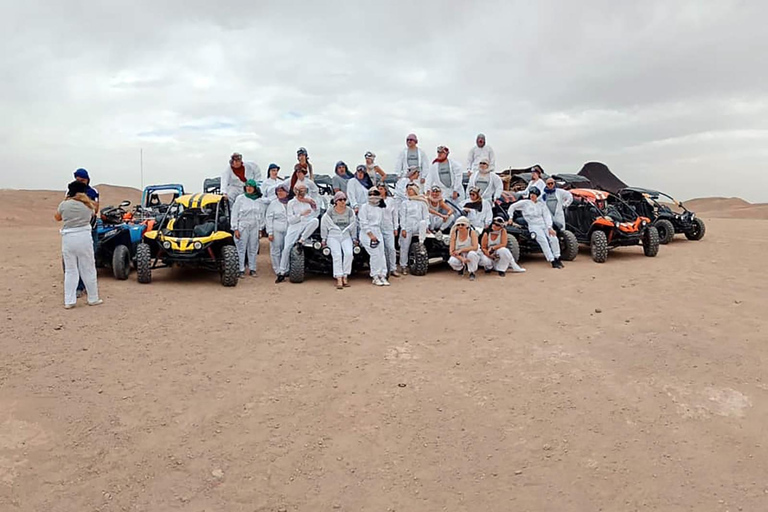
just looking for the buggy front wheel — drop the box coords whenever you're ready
[136,243,152,283]
[685,217,706,241]
[220,245,239,286]
[655,219,675,245]
[559,229,579,261]
[590,230,608,263]
[288,244,305,283]
[112,244,131,280]
[643,226,660,257]
[408,242,429,276]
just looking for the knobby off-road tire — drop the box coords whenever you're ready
[685,217,706,241]
[655,219,675,245]
[288,245,305,283]
[643,226,660,257]
[590,230,608,263]
[220,245,240,287]
[409,242,429,276]
[506,235,521,263]
[112,244,131,280]
[559,229,579,261]
[136,243,152,284]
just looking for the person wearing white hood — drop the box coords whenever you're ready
[516,166,546,199]
[221,152,262,205]
[277,182,320,282]
[358,188,390,286]
[479,216,526,276]
[541,177,573,230]
[467,158,503,201]
[321,191,358,289]
[426,146,465,203]
[398,183,429,275]
[462,186,492,231]
[507,188,564,269]
[266,182,291,282]
[261,163,284,201]
[377,183,400,278]
[394,167,422,205]
[448,216,480,281]
[394,133,429,179]
[346,165,373,213]
[232,180,267,277]
[466,133,495,176]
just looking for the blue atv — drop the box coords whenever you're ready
[95,201,147,280]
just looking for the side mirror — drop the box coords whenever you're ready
[120,200,131,207]
[678,201,683,207]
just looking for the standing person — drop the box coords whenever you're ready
[426,186,453,233]
[266,183,290,282]
[358,188,390,286]
[221,152,262,204]
[466,133,495,176]
[394,167,422,204]
[277,182,320,282]
[467,158,503,201]
[479,217,526,276]
[321,192,357,289]
[364,151,387,185]
[427,146,465,203]
[394,133,429,179]
[331,161,354,194]
[377,183,400,278]
[55,181,102,309]
[232,180,267,277]
[398,183,429,275]
[262,164,283,200]
[448,216,480,281]
[346,164,373,212]
[542,177,573,230]
[507,188,564,268]
[73,168,100,212]
[462,186,492,231]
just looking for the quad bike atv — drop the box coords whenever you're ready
[565,188,659,263]
[617,187,706,244]
[95,200,147,280]
[492,199,579,262]
[136,193,239,286]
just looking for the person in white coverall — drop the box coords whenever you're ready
[289,165,321,218]
[377,184,400,278]
[426,146,465,203]
[448,216,480,281]
[426,186,453,233]
[507,188,564,268]
[394,167,422,205]
[394,133,429,179]
[261,163,284,201]
[466,133,495,176]
[321,191,358,289]
[347,165,373,212]
[277,182,320,281]
[267,183,290,283]
[516,166,546,199]
[542,177,573,230]
[398,183,429,274]
[365,151,387,186]
[479,216,526,276]
[358,188,390,287]
[462,186,492,231]
[467,158,503,201]
[232,180,267,277]
[55,181,102,308]
[221,152,262,204]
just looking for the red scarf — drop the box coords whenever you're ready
[433,156,448,165]
[231,165,246,183]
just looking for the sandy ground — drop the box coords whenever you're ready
[1,188,767,511]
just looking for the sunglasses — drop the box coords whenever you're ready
[406,138,417,142]
[337,198,347,201]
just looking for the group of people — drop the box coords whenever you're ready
[224,133,574,289]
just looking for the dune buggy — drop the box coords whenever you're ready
[136,193,239,286]
[94,200,147,280]
[565,188,659,263]
[617,187,706,244]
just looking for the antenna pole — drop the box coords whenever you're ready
[140,148,144,189]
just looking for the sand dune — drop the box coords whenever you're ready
[684,197,768,219]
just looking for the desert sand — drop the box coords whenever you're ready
[1,187,767,511]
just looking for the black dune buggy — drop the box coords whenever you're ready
[617,187,706,244]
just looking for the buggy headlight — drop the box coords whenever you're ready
[614,221,620,228]
[435,232,444,242]
[641,220,647,226]
[313,241,322,250]
[162,241,171,250]
[193,241,202,250]
[690,213,695,219]
[353,245,361,254]
[322,247,331,256]
[530,231,536,240]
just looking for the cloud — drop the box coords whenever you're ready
[0,0,766,202]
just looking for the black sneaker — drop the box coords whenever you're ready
[469,272,476,281]
[249,270,257,277]
[239,271,245,278]
[498,271,506,277]
[551,261,559,269]
[294,242,304,253]
[275,275,285,283]
[458,268,465,277]
[484,268,492,274]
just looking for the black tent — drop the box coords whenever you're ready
[577,162,627,194]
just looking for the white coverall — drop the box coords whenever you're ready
[394,147,429,178]
[448,230,480,273]
[380,197,399,274]
[358,202,388,278]
[346,178,370,211]
[468,169,504,201]
[394,177,422,206]
[398,197,429,268]
[466,145,496,173]
[261,177,285,201]
[62,225,100,306]
[462,198,492,230]
[278,198,320,275]
[265,199,289,275]
[508,199,560,262]
[320,208,358,279]
[426,159,465,203]
[293,176,322,218]
[542,188,573,229]
[427,199,453,233]
[479,230,521,272]
[518,178,546,199]
[221,162,262,203]
[232,194,267,272]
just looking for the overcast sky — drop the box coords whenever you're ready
[1,0,766,202]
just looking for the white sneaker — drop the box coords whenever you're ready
[511,265,526,273]
[88,299,104,306]
[64,304,76,310]
[380,276,391,286]
[372,276,384,286]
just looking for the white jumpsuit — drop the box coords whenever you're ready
[62,225,100,306]
[466,145,496,173]
[398,197,429,268]
[448,230,480,273]
[508,199,560,262]
[358,202,388,279]
[266,199,289,275]
[293,177,322,218]
[261,177,285,201]
[479,230,520,272]
[427,199,453,232]
[394,147,429,178]
[232,194,267,272]
[517,178,546,199]
[279,198,320,275]
[346,178,370,211]
[221,162,262,203]
[380,197,399,274]
[394,177,422,206]
[462,198,492,231]
[321,207,357,279]
[542,188,573,229]
[468,169,504,201]
[426,159,465,203]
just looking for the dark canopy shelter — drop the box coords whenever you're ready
[577,162,628,194]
